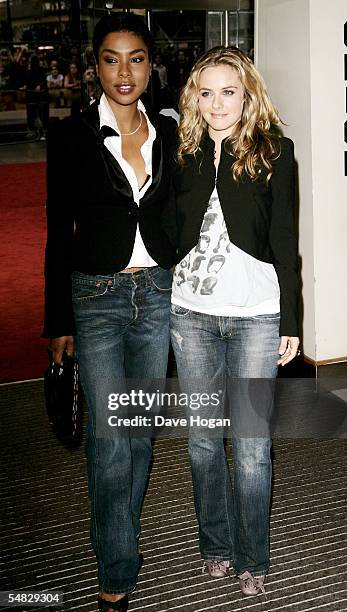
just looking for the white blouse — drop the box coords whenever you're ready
[99,92,158,268]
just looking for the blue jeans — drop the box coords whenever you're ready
[72,267,172,594]
[170,305,279,576]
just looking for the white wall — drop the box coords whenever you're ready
[256,0,347,363]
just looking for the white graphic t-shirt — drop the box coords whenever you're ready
[172,187,280,316]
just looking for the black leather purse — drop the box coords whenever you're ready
[44,352,83,448]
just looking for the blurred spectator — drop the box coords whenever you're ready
[64,62,80,91]
[0,48,31,109]
[0,49,12,90]
[153,52,169,108]
[153,53,168,90]
[70,45,80,67]
[47,65,64,108]
[23,53,49,139]
[141,68,161,114]
[49,59,59,72]
[0,48,17,109]
[47,66,64,89]
[14,51,29,90]
[64,62,81,112]
[37,49,48,71]
[84,46,96,71]
[64,61,81,114]
[82,66,97,109]
[168,49,190,103]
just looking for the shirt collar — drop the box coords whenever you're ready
[99,92,155,143]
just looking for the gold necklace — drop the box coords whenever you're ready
[119,111,143,136]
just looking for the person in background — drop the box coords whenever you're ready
[153,52,169,108]
[0,48,17,109]
[84,45,96,71]
[44,12,177,612]
[170,46,300,597]
[46,65,64,106]
[69,45,80,67]
[169,49,190,100]
[37,49,48,72]
[23,53,49,139]
[49,59,59,70]
[47,66,63,89]
[63,61,81,111]
[82,66,97,108]
[153,52,168,90]
[64,61,81,90]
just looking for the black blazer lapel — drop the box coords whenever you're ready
[141,131,162,206]
[82,101,133,200]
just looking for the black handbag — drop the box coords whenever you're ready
[44,352,83,448]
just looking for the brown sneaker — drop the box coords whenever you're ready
[202,560,230,578]
[238,571,265,596]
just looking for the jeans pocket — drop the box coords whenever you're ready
[71,272,109,302]
[170,303,191,317]
[148,267,173,292]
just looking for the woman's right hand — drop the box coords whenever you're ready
[49,336,74,365]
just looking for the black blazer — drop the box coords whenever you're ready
[43,101,177,338]
[172,133,299,337]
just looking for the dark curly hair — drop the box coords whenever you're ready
[92,12,153,62]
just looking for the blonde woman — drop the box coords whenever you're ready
[170,47,300,596]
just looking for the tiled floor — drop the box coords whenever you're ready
[0,380,346,612]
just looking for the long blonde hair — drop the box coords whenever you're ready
[177,46,282,182]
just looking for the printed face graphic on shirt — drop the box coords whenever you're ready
[191,255,206,273]
[187,275,200,293]
[200,277,217,295]
[201,212,218,233]
[195,235,210,254]
[207,254,225,274]
[176,270,186,286]
[213,230,229,253]
[180,253,190,269]
[174,192,233,297]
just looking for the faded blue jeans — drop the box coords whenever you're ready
[170,304,279,577]
[72,267,172,594]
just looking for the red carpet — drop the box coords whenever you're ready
[0,162,48,382]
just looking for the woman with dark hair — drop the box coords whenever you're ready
[170,47,300,597]
[44,12,177,612]
[63,61,81,112]
[63,61,81,90]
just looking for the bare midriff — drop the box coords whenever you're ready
[120,267,145,273]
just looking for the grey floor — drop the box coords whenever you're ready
[0,380,346,612]
[0,141,46,164]
[0,109,69,164]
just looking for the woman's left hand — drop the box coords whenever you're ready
[278,336,300,366]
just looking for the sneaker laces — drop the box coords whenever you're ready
[239,571,266,596]
[254,577,266,594]
[202,560,227,574]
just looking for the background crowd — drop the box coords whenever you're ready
[0,42,202,139]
